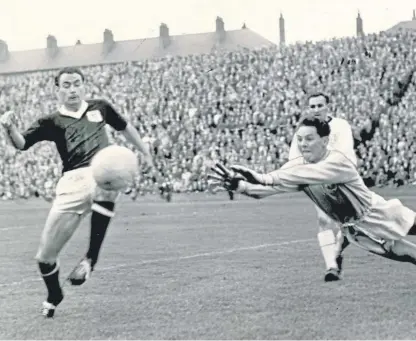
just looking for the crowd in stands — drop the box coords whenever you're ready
[0,28,416,201]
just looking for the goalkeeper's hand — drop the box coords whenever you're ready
[229,165,263,185]
[208,162,246,191]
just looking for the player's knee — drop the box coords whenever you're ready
[317,214,341,233]
[317,215,332,231]
[37,211,81,263]
[35,248,59,264]
[35,252,57,264]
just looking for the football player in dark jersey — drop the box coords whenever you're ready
[1,67,167,318]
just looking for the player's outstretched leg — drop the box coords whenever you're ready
[345,221,416,265]
[68,194,117,286]
[375,238,416,265]
[36,210,83,318]
[377,223,416,264]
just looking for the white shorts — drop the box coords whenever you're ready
[343,193,416,253]
[355,193,415,240]
[51,167,120,216]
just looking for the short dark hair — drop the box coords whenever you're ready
[307,92,330,104]
[54,67,85,86]
[298,117,331,137]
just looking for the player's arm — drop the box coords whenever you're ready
[233,152,356,187]
[236,180,299,199]
[102,101,154,166]
[1,111,52,150]
[4,124,25,149]
[101,101,172,195]
[288,132,301,160]
[209,163,300,200]
[121,123,154,164]
[264,154,356,186]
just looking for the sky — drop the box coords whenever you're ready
[0,0,415,51]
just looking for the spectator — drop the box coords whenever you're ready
[1,29,416,200]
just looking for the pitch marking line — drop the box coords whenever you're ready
[0,225,34,231]
[0,238,314,288]
[0,207,273,232]
[101,238,315,270]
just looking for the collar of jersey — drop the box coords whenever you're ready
[58,101,88,119]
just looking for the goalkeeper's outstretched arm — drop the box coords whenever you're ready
[233,151,356,188]
[236,181,299,199]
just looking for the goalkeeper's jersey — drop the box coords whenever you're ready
[266,150,372,224]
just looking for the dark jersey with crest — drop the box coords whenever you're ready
[22,99,128,173]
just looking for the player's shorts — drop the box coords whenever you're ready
[51,167,120,216]
[343,193,416,253]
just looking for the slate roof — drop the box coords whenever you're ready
[387,20,416,33]
[0,28,275,74]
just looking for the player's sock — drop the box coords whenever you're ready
[38,262,62,304]
[384,238,416,265]
[318,230,338,270]
[86,201,115,268]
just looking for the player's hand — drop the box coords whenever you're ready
[0,111,15,129]
[229,165,263,185]
[208,162,246,191]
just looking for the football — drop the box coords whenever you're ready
[91,145,138,191]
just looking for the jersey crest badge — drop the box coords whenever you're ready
[86,110,103,122]
[324,184,338,193]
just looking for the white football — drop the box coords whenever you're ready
[91,145,138,191]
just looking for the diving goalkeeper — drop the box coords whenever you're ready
[209,117,416,268]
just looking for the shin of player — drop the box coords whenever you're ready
[36,211,83,316]
[87,200,116,270]
[69,190,118,286]
[316,209,342,280]
[316,207,350,281]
